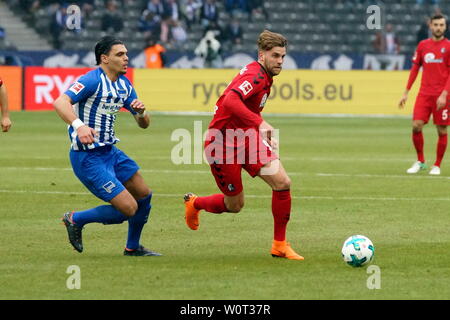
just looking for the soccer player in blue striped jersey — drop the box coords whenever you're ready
[54,36,161,256]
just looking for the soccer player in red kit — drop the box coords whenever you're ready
[399,14,450,175]
[184,30,304,260]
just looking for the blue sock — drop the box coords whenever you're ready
[72,205,128,227]
[126,193,152,250]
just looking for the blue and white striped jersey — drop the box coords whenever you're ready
[64,68,138,151]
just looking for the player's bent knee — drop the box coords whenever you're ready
[141,188,152,199]
[227,203,243,213]
[437,126,447,136]
[225,199,244,213]
[274,177,291,191]
[119,201,138,217]
[413,123,424,132]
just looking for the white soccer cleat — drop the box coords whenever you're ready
[429,166,441,175]
[406,161,427,174]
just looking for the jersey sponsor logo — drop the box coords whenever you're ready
[424,52,443,64]
[99,102,122,115]
[260,93,268,108]
[69,82,85,95]
[238,80,253,96]
[102,181,116,194]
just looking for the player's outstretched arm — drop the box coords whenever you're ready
[398,90,409,109]
[437,70,450,110]
[130,99,150,129]
[53,94,78,124]
[53,94,97,144]
[0,84,12,132]
[399,63,420,109]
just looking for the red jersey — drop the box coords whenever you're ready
[411,38,450,95]
[208,61,273,130]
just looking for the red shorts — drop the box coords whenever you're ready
[413,94,450,125]
[204,132,278,196]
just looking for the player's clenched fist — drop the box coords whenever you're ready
[130,99,145,114]
[77,125,97,144]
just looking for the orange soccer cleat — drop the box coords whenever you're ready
[271,240,304,260]
[184,193,200,230]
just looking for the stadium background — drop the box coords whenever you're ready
[0,0,437,115]
[3,0,450,301]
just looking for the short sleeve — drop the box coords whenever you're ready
[123,85,138,115]
[64,72,98,104]
[230,73,266,101]
[412,43,422,66]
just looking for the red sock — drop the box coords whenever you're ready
[435,134,448,167]
[194,194,227,213]
[272,190,291,242]
[412,131,425,163]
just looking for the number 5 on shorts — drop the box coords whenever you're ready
[443,109,448,121]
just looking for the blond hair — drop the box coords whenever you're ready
[257,30,287,51]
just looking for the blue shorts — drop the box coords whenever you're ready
[70,145,140,202]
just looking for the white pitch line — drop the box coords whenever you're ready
[310,157,412,162]
[312,172,450,180]
[0,189,449,202]
[2,166,449,180]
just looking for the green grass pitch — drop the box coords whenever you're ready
[1,111,450,300]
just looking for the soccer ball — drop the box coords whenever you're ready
[341,235,375,267]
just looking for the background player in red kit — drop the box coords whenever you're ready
[184,30,303,260]
[0,77,12,132]
[399,14,450,175]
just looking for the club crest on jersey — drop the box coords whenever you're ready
[442,47,446,53]
[424,52,443,63]
[117,89,127,99]
[238,80,253,96]
[69,82,85,95]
